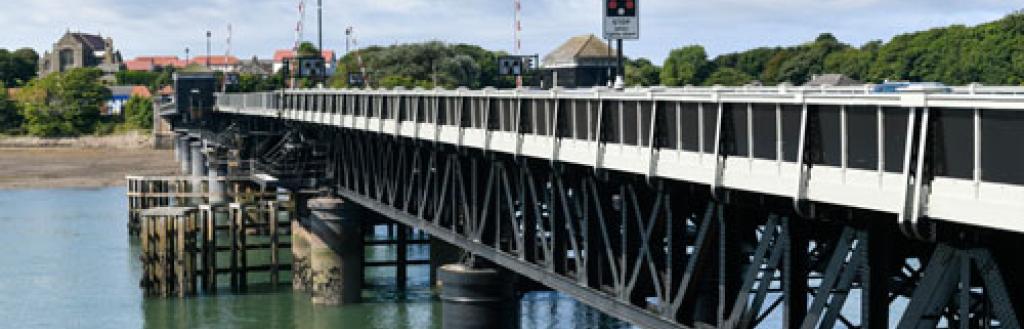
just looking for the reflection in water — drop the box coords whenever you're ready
[0,188,633,329]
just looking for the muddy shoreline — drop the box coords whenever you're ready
[0,147,178,190]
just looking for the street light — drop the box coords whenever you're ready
[205,31,212,68]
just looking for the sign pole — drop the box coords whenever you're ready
[604,0,637,89]
[616,39,625,89]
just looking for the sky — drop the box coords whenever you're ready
[0,0,1020,63]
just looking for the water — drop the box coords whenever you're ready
[0,187,631,329]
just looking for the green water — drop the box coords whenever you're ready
[0,188,632,329]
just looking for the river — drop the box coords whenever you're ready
[0,187,633,329]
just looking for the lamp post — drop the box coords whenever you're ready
[345,27,352,54]
[205,31,212,69]
[317,0,323,53]
[185,47,190,64]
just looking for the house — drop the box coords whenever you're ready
[106,85,152,116]
[38,31,124,82]
[189,56,241,73]
[539,35,618,88]
[237,56,275,76]
[125,56,187,72]
[272,49,337,76]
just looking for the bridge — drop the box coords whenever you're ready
[151,85,1023,329]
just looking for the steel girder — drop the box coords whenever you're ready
[225,117,1022,329]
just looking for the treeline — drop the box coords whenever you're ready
[644,12,1024,87]
[1,68,151,137]
[329,41,516,89]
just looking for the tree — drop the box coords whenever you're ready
[0,48,38,87]
[626,58,660,87]
[661,45,709,86]
[232,73,285,92]
[774,33,851,85]
[335,41,512,89]
[439,54,481,88]
[17,68,109,137]
[297,41,320,57]
[704,68,754,86]
[693,13,1024,86]
[0,84,22,133]
[124,95,153,130]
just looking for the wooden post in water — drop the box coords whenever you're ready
[269,201,280,287]
[229,203,239,292]
[200,205,217,294]
[238,203,248,292]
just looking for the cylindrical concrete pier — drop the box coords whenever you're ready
[207,162,228,205]
[439,264,519,329]
[190,141,207,178]
[178,136,192,175]
[429,238,463,288]
[173,132,185,162]
[307,197,364,305]
[292,218,312,292]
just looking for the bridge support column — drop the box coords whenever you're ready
[291,193,311,292]
[190,141,207,178]
[207,162,228,205]
[291,219,311,291]
[308,197,364,305]
[429,238,463,288]
[173,132,186,162]
[178,135,192,175]
[438,263,519,329]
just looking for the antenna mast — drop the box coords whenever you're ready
[295,0,306,50]
[513,0,523,88]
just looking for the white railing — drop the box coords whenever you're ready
[214,87,1024,235]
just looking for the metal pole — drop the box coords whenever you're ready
[205,31,212,69]
[345,27,352,54]
[317,0,324,86]
[616,39,625,89]
[317,0,323,53]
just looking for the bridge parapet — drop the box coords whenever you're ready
[216,87,1024,235]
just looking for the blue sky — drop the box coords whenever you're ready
[1,0,1019,63]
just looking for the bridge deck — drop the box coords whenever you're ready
[216,86,1024,234]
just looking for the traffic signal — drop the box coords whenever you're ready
[606,0,636,17]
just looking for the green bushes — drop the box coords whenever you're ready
[17,68,108,137]
[124,95,153,130]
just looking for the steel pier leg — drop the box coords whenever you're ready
[784,217,809,329]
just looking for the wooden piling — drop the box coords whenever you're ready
[269,201,280,286]
[229,203,239,292]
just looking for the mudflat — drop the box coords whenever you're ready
[0,147,178,190]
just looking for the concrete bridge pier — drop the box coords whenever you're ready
[429,238,463,287]
[177,135,192,175]
[190,141,208,178]
[291,193,312,291]
[438,263,519,329]
[207,161,228,205]
[173,132,186,162]
[307,197,364,305]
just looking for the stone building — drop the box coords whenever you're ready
[37,31,123,82]
[539,35,618,89]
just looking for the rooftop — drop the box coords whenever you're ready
[543,34,615,68]
[273,49,336,63]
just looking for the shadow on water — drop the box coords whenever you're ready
[140,214,633,329]
[0,187,631,329]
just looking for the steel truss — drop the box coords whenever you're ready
[221,118,1021,329]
